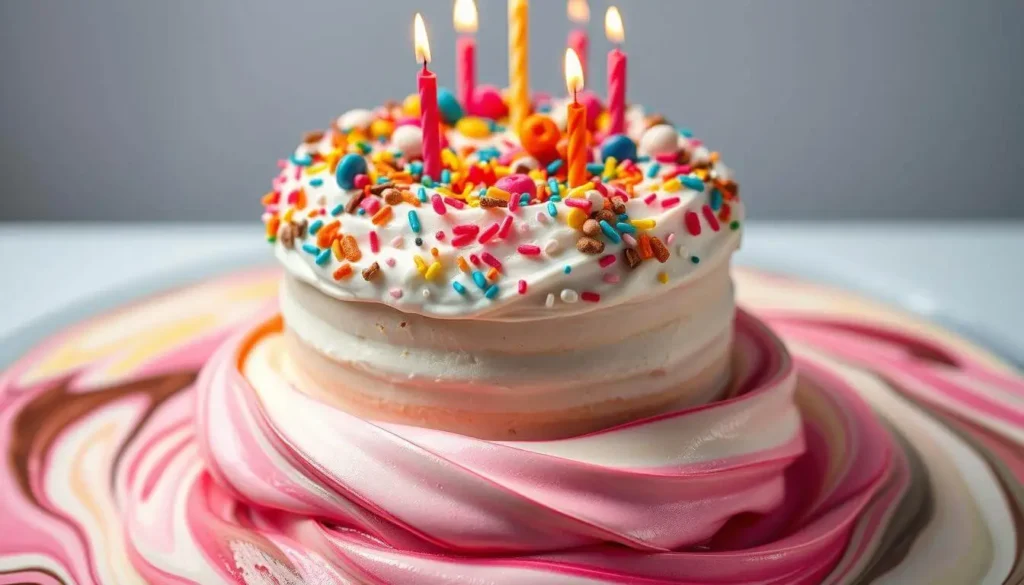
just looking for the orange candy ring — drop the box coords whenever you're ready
[519,114,561,163]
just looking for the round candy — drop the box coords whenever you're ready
[337,108,374,132]
[402,94,421,118]
[370,118,394,140]
[577,91,604,130]
[639,124,680,157]
[471,85,508,120]
[519,114,561,163]
[496,173,537,198]
[391,124,423,159]
[437,88,464,125]
[335,153,368,190]
[455,116,491,139]
[600,134,638,162]
[509,156,539,174]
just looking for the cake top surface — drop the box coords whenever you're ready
[261,90,742,320]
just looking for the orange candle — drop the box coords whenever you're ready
[508,0,530,130]
[565,48,587,188]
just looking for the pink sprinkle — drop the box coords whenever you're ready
[564,198,592,211]
[593,182,608,196]
[452,224,480,235]
[435,230,446,241]
[369,231,380,253]
[518,279,528,294]
[276,159,288,169]
[654,153,677,164]
[508,194,520,212]
[535,211,548,223]
[443,197,466,209]
[661,197,681,209]
[518,244,542,256]
[702,205,721,231]
[498,215,514,238]
[689,139,703,147]
[602,273,620,284]
[478,222,500,244]
[677,164,692,174]
[581,292,600,303]
[286,190,301,204]
[620,160,639,173]
[391,236,404,248]
[598,254,616,268]
[643,193,657,206]
[470,254,482,266]
[685,211,702,236]
[451,233,476,247]
[265,205,279,214]
[361,197,381,214]
[666,232,676,245]
[431,194,447,215]
[481,252,502,270]
[389,288,403,299]
[622,233,638,247]
[272,176,285,189]
[386,258,397,267]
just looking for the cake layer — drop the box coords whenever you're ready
[277,248,735,439]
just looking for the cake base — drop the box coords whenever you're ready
[0,267,1020,585]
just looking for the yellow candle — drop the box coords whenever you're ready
[508,0,529,130]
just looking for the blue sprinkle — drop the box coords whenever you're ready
[678,127,694,138]
[393,150,404,159]
[537,102,552,113]
[546,201,558,217]
[301,244,319,255]
[616,222,637,234]
[710,189,723,211]
[290,152,312,166]
[599,220,621,244]
[519,193,530,206]
[637,155,651,163]
[563,265,571,274]
[453,281,467,295]
[484,284,500,299]
[376,176,390,184]
[417,186,429,202]
[408,210,421,233]
[309,177,323,187]
[618,214,629,222]
[646,162,662,179]
[680,175,705,192]
[308,219,324,235]
[547,178,561,196]
[330,204,344,216]
[315,249,331,266]
[478,187,488,197]
[472,270,487,290]
[549,195,562,203]
[440,169,451,184]
[546,159,564,174]
[410,161,423,176]
[357,208,366,216]
[422,176,434,188]
[586,162,605,175]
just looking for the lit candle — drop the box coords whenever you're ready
[508,0,530,131]
[454,0,478,113]
[566,0,589,82]
[605,7,627,135]
[414,14,442,181]
[565,48,587,188]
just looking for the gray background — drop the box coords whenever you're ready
[1,0,1022,221]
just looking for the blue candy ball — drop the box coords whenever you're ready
[437,88,464,125]
[600,133,638,163]
[335,153,367,190]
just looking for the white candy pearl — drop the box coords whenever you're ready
[638,124,679,157]
[585,190,605,210]
[560,289,579,304]
[391,125,423,159]
[337,108,374,131]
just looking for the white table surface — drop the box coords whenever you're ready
[1,222,1021,362]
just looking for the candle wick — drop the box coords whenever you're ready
[422,60,428,73]
[573,87,578,104]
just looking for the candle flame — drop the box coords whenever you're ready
[567,0,589,24]
[565,48,584,95]
[414,13,431,64]
[605,6,624,44]
[454,0,478,33]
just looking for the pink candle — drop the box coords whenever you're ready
[567,29,588,82]
[414,14,441,180]
[605,7,627,135]
[454,0,479,111]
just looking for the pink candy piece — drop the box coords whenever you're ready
[471,85,508,120]
[353,174,370,189]
[452,224,479,236]
[435,230,446,241]
[661,197,681,209]
[564,198,592,211]
[581,291,601,303]
[599,255,616,268]
[517,279,528,294]
[478,223,501,244]
[498,216,514,238]
[603,273,620,284]
[496,174,537,199]
[444,197,466,209]
[360,197,381,214]
[518,244,541,256]
[643,193,657,206]
[702,205,721,231]
[385,257,397,267]
[481,252,502,270]
[685,211,702,236]
[369,231,380,253]
[389,288,403,299]
[431,194,447,215]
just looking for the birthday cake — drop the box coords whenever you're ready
[1,6,1023,585]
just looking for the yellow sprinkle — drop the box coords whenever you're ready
[457,256,470,272]
[454,117,491,139]
[332,239,344,260]
[306,162,327,175]
[528,169,546,181]
[493,165,511,178]
[414,255,427,274]
[567,182,595,198]
[486,186,511,200]
[662,178,682,192]
[435,186,456,198]
[442,148,461,170]
[467,198,481,208]
[629,219,656,230]
[449,172,462,185]
[370,119,394,139]
[567,208,588,229]
[282,208,295,222]
[461,184,474,198]
[657,272,669,284]
[603,157,618,175]
[425,261,443,280]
